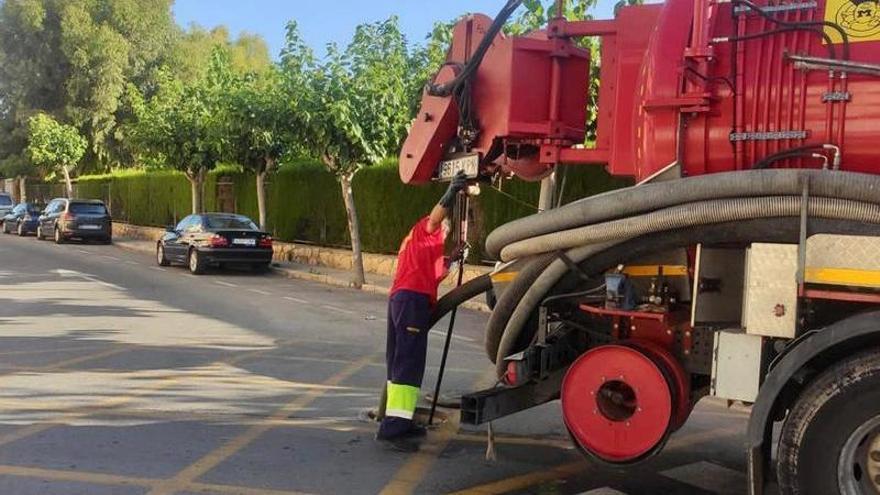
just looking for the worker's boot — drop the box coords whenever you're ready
[375,433,420,453]
[401,425,427,438]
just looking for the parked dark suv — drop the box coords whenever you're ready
[37,198,112,244]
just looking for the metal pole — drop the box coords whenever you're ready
[429,192,469,426]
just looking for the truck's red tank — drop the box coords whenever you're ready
[402,0,880,184]
[617,0,880,181]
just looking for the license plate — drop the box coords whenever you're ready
[80,225,100,230]
[437,153,479,181]
[232,238,256,246]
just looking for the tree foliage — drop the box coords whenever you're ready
[26,113,87,197]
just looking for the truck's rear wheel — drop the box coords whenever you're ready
[777,349,880,495]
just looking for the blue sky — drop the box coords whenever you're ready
[172,1,622,58]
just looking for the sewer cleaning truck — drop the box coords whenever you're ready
[399,1,880,493]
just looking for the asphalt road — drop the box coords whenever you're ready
[0,232,752,495]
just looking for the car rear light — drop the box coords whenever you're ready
[209,235,229,248]
[259,236,273,248]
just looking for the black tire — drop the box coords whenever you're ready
[101,236,112,245]
[156,243,170,266]
[54,227,65,244]
[188,248,206,275]
[777,348,880,495]
[252,262,271,273]
[17,222,25,237]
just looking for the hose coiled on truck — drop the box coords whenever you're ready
[484,170,880,377]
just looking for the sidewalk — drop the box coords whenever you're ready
[114,238,491,312]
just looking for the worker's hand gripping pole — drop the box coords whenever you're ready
[428,190,470,426]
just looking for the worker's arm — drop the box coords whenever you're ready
[426,171,468,234]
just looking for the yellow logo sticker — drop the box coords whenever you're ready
[825,0,880,43]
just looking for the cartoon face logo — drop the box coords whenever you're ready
[837,0,880,38]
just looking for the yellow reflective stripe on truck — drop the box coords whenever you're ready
[805,267,880,288]
[621,265,689,277]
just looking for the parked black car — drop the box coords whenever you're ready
[157,213,273,274]
[2,203,42,236]
[36,198,112,244]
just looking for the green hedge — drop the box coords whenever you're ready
[64,160,629,260]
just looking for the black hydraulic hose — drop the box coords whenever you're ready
[485,217,880,375]
[429,273,492,327]
[485,170,880,260]
[716,27,837,60]
[428,0,523,97]
[752,144,827,169]
[732,0,850,60]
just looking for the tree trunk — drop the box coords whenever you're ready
[256,157,274,231]
[61,165,73,198]
[17,176,26,203]
[339,173,366,289]
[186,169,204,214]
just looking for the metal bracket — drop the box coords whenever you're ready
[734,1,817,15]
[730,130,809,142]
[823,91,852,103]
[555,250,592,283]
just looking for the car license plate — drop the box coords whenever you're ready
[437,153,479,181]
[232,238,256,246]
[80,225,100,230]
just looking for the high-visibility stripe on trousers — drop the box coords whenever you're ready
[378,289,431,439]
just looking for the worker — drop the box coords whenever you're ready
[376,171,468,452]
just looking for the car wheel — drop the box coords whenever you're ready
[17,222,25,237]
[253,262,272,273]
[1,221,7,234]
[156,244,170,266]
[777,349,880,495]
[36,226,43,240]
[188,248,206,275]
[101,236,112,245]
[54,227,65,244]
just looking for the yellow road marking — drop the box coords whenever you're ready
[146,351,381,495]
[0,346,275,448]
[447,460,587,495]
[0,464,311,495]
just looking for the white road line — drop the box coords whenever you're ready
[322,304,357,315]
[76,249,89,254]
[429,330,476,344]
[125,260,138,265]
[214,281,238,288]
[248,288,272,296]
[150,267,167,272]
[283,296,309,304]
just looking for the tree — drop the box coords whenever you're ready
[129,50,230,214]
[223,67,301,231]
[26,114,87,198]
[286,17,411,288]
[170,24,271,84]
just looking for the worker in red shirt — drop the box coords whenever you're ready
[376,171,468,452]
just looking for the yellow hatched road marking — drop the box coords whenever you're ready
[447,461,587,495]
[145,351,381,495]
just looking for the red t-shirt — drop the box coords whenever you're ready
[390,217,447,304]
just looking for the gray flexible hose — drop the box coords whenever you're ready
[493,197,880,376]
[485,170,880,259]
[500,196,880,261]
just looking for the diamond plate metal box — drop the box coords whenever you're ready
[742,243,798,338]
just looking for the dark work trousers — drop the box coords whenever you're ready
[378,289,432,439]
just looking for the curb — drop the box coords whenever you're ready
[113,239,490,313]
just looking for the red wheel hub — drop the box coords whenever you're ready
[629,340,691,431]
[561,344,673,463]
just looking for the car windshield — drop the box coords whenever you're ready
[204,215,258,230]
[70,203,107,215]
[0,195,12,207]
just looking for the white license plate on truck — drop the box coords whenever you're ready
[437,154,479,181]
[232,238,256,246]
